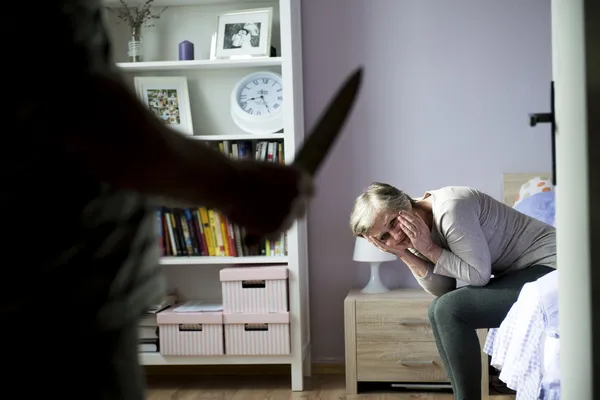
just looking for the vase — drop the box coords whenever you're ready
[128,25,143,62]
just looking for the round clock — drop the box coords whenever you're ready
[230,71,284,134]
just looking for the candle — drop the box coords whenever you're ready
[178,40,194,61]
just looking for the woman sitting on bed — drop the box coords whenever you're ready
[348,183,556,400]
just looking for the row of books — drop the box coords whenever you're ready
[158,206,285,257]
[208,139,284,164]
[157,139,287,258]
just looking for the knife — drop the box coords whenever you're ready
[292,66,364,175]
[244,67,364,246]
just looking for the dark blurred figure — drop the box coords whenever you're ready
[4,1,313,398]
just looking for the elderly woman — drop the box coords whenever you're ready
[349,182,556,400]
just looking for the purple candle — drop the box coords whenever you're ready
[178,40,194,61]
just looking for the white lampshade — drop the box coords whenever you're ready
[353,237,397,262]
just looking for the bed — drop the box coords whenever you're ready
[481,172,560,400]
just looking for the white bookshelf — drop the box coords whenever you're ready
[104,0,310,391]
[159,255,288,265]
[190,133,285,141]
[105,0,267,6]
[139,353,294,365]
[116,57,282,71]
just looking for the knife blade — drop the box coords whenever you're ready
[292,66,363,175]
[244,67,364,246]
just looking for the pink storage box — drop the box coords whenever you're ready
[157,307,224,356]
[220,266,288,313]
[223,312,290,355]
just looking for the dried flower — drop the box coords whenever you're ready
[109,0,168,29]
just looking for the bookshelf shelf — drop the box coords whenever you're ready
[191,133,285,141]
[105,0,266,7]
[116,57,282,72]
[159,256,288,265]
[140,353,292,366]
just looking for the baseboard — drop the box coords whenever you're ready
[144,362,345,376]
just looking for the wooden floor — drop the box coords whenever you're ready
[145,374,514,399]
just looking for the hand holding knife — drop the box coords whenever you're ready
[244,67,364,246]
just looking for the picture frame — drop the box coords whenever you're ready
[133,77,194,136]
[214,7,273,59]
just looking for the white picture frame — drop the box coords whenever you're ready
[214,7,273,59]
[134,77,194,136]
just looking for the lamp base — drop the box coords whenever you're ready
[361,262,390,294]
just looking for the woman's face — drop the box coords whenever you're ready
[367,209,411,248]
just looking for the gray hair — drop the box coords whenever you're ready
[349,182,417,237]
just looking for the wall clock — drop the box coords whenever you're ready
[230,71,284,134]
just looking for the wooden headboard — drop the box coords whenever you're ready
[502,172,553,206]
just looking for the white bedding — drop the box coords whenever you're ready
[483,177,560,398]
[483,270,560,399]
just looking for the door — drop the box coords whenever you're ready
[550,1,599,399]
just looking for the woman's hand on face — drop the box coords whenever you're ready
[398,211,435,255]
[366,235,408,257]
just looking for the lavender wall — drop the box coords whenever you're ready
[300,0,553,363]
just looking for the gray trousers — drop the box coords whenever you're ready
[428,265,554,400]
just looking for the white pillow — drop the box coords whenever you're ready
[513,176,554,207]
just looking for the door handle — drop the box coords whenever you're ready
[528,81,556,185]
[529,112,553,127]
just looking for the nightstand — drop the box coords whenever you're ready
[344,288,492,399]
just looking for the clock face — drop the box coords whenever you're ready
[237,74,283,117]
[231,71,284,134]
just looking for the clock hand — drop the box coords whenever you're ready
[260,95,272,113]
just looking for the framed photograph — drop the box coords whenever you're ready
[134,77,194,136]
[214,7,273,59]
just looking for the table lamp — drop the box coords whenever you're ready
[353,236,397,294]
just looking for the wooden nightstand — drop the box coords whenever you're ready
[344,288,495,399]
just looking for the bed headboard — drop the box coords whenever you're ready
[502,172,553,206]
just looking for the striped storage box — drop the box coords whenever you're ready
[157,307,224,356]
[220,266,288,313]
[223,312,290,355]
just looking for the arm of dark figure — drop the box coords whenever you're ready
[60,69,243,210]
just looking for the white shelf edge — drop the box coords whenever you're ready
[160,256,288,265]
[116,57,282,72]
[140,353,292,365]
[105,0,267,7]
[190,133,284,141]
